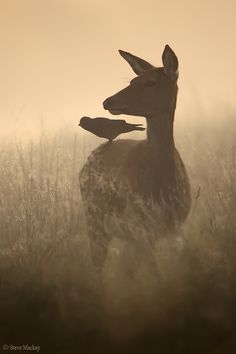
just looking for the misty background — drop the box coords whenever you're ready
[0,0,235,139]
[1,2,236,353]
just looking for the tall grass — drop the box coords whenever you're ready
[0,117,236,354]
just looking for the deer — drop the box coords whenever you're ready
[79,45,191,268]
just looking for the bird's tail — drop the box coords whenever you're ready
[134,126,145,131]
[128,123,145,131]
[126,123,145,132]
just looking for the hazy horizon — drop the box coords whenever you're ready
[0,0,235,138]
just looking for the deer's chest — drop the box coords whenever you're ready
[119,148,176,202]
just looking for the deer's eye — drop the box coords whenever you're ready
[146,80,156,87]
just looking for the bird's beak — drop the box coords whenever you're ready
[78,123,81,126]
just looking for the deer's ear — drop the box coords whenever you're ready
[119,50,154,75]
[162,45,179,80]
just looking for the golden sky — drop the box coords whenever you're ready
[0,0,235,136]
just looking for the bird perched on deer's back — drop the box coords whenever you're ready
[79,116,145,142]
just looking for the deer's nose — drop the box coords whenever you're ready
[103,97,114,110]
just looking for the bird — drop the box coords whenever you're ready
[78,116,145,142]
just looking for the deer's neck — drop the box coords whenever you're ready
[146,106,176,151]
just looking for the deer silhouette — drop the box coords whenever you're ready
[79,45,191,267]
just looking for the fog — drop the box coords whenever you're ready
[1,2,236,352]
[0,0,235,138]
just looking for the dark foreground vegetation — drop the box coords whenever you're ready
[0,114,236,353]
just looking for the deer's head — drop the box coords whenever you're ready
[103,45,179,118]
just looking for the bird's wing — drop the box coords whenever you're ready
[96,118,127,131]
[111,119,126,123]
[113,120,144,129]
[94,117,110,124]
[112,119,128,129]
[95,117,127,127]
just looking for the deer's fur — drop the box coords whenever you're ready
[79,45,191,267]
